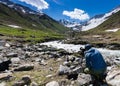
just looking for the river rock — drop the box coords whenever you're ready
[31,82,38,86]
[11,58,20,64]
[63,61,71,67]
[14,64,34,71]
[106,69,120,86]
[114,57,120,66]
[77,73,91,86]
[0,72,13,81]
[57,49,70,56]
[69,66,83,74]
[46,81,59,86]
[58,65,70,75]
[0,82,6,86]
[6,53,18,57]
[13,75,31,86]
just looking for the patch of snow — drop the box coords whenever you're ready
[21,8,26,13]
[0,2,7,5]
[8,4,14,8]
[29,11,36,14]
[105,28,120,32]
[7,25,21,28]
[65,23,81,28]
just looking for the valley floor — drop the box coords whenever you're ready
[0,40,120,86]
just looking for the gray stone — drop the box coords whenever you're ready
[6,53,18,57]
[0,82,6,86]
[77,73,91,86]
[0,40,6,46]
[13,75,31,86]
[31,82,38,86]
[36,48,42,52]
[106,69,120,86]
[21,75,31,84]
[58,65,70,75]
[46,74,53,78]
[46,81,59,86]
[39,60,47,66]
[14,64,34,71]
[11,58,20,64]
[114,58,120,66]
[63,61,71,67]
[69,66,82,74]
[0,72,13,81]
[13,80,25,86]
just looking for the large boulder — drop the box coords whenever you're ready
[106,69,120,86]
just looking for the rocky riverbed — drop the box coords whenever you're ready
[0,40,120,86]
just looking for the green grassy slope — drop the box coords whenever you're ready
[79,11,120,35]
[0,3,69,42]
[74,11,120,44]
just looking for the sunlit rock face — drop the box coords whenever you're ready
[106,69,120,86]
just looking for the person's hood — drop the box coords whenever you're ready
[85,48,95,53]
[85,44,92,50]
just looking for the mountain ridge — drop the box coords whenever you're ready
[0,1,68,33]
[0,1,69,42]
[59,5,120,31]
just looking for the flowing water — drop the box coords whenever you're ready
[40,41,120,57]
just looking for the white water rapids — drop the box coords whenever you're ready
[40,41,120,57]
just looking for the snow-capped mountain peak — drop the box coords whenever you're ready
[81,6,120,31]
[59,19,81,30]
[59,5,120,31]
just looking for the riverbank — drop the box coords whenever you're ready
[64,36,120,50]
[0,40,120,86]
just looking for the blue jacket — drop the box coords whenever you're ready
[84,48,107,71]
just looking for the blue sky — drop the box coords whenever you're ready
[10,0,120,21]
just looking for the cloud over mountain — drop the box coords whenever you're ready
[18,0,49,10]
[63,8,89,21]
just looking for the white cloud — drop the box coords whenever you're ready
[18,0,49,10]
[63,8,90,21]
